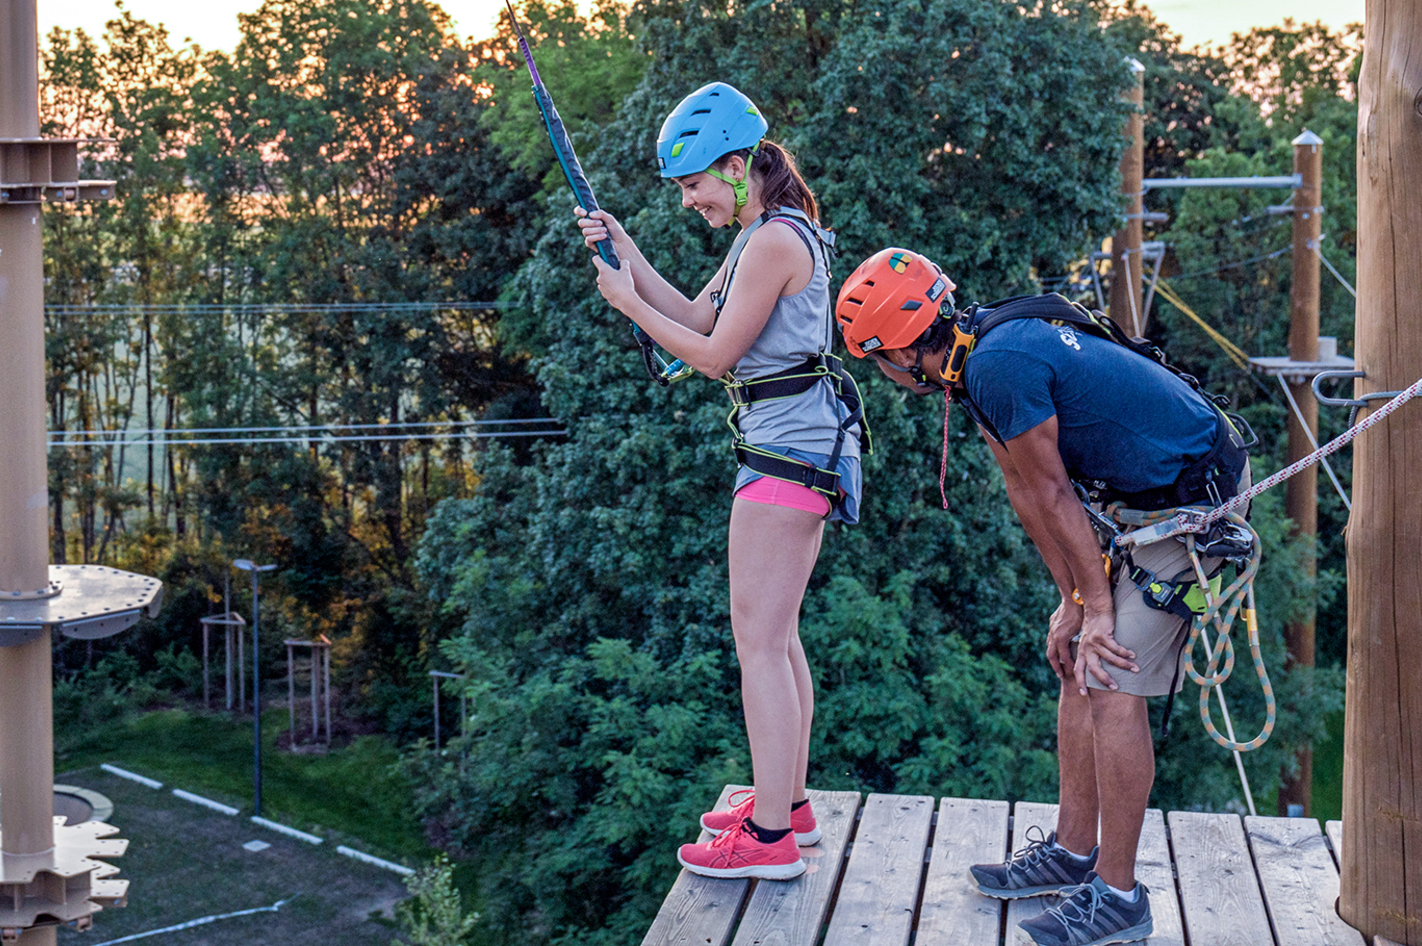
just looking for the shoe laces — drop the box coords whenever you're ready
[1043,881,1106,930]
[710,818,752,850]
[1009,824,1054,871]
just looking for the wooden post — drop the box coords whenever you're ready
[1278,129,1322,817]
[1340,2,1422,941]
[287,642,295,749]
[1108,58,1145,335]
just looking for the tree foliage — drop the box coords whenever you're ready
[33,4,1360,943]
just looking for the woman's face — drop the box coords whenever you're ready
[673,162,744,228]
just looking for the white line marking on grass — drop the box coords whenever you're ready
[89,897,293,945]
[242,840,271,852]
[171,789,240,816]
[101,764,162,789]
[251,815,322,845]
[336,845,415,876]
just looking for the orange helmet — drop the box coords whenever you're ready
[835,248,956,358]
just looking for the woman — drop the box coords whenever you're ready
[575,81,865,880]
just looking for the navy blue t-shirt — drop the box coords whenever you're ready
[964,319,1217,493]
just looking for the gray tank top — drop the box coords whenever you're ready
[719,208,861,458]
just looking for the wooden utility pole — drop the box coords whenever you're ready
[1108,57,1145,336]
[1340,1,1422,942]
[1277,130,1322,818]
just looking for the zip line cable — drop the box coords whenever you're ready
[1122,374,1422,550]
[1309,240,1357,298]
[1169,245,1293,283]
[45,302,514,315]
[54,418,561,437]
[1276,376,1352,512]
[49,428,567,449]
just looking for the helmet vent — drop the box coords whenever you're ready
[900,300,923,311]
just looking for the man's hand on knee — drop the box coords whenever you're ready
[1072,609,1139,695]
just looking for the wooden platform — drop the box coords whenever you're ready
[642,786,1365,946]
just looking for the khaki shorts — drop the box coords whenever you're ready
[1080,463,1252,698]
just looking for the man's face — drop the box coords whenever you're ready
[870,349,944,396]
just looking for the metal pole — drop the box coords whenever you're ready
[225,574,235,710]
[323,645,331,744]
[238,621,245,713]
[1279,129,1322,817]
[0,0,59,939]
[287,642,295,749]
[251,572,262,817]
[1108,57,1145,336]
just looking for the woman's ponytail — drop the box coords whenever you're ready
[714,140,820,222]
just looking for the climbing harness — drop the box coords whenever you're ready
[718,211,870,513]
[1102,504,1272,753]
[505,2,691,387]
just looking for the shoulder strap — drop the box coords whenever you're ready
[713,208,836,324]
[968,293,1233,414]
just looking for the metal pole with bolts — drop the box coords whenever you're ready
[233,560,276,817]
[1,0,159,938]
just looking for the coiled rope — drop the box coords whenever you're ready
[1107,507,1273,755]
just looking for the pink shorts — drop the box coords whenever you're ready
[734,476,831,516]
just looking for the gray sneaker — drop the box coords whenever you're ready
[1017,872,1153,946]
[970,826,1098,899]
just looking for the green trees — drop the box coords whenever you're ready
[34,2,1361,942]
[405,0,1158,939]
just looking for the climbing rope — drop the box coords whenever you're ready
[1107,507,1273,755]
[1120,375,1422,551]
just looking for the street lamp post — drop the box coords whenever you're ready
[234,559,277,816]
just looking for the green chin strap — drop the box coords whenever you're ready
[704,145,759,211]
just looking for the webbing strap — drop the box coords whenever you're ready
[735,444,844,510]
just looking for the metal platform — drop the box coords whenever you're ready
[0,564,164,647]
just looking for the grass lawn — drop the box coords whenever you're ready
[54,766,409,946]
[58,706,431,861]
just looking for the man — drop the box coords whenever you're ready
[835,248,1250,946]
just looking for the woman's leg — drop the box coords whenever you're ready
[728,496,825,831]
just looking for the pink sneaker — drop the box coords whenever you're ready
[677,819,806,880]
[700,789,822,846]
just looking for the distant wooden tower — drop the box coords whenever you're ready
[1339,1,1422,943]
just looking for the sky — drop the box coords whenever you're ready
[39,0,1366,54]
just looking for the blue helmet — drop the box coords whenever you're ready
[656,83,768,206]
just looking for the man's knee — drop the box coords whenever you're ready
[1086,688,1149,731]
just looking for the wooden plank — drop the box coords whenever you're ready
[1245,816,1365,946]
[1324,820,1343,870]
[821,793,934,946]
[641,785,753,946]
[730,789,862,946]
[914,797,1009,946]
[1135,809,1185,946]
[1005,802,1061,938]
[1168,811,1274,946]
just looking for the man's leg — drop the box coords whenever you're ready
[1087,689,1154,890]
[1054,681,1100,858]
